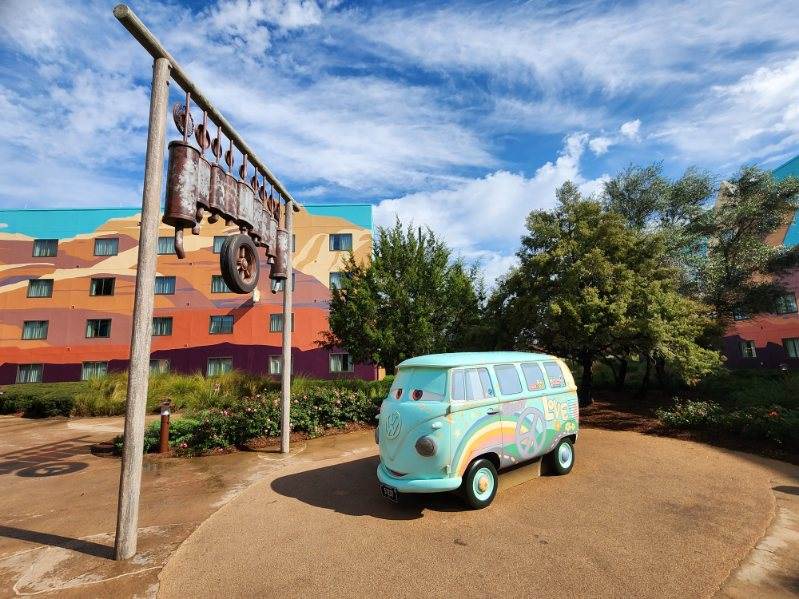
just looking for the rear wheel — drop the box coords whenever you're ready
[220,234,260,294]
[547,438,574,475]
[461,458,498,509]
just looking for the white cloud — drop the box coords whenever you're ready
[589,136,613,156]
[620,119,641,140]
[373,133,605,285]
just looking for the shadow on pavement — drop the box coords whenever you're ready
[271,455,467,520]
[0,436,92,478]
[0,525,113,559]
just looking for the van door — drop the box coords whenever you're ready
[493,363,538,467]
[449,366,501,478]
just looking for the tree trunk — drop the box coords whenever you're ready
[614,358,628,390]
[638,355,651,396]
[655,355,666,389]
[577,353,593,407]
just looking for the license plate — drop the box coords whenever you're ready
[380,483,399,503]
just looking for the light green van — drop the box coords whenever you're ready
[376,351,579,508]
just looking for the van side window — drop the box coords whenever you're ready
[494,364,522,395]
[451,367,495,401]
[543,362,565,388]
[521,362,547,391]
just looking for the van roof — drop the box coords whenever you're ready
[398,351,557,369]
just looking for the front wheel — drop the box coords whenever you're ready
[547,438,574,475]
[461,458,498,509]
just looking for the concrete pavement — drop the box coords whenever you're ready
[159,428,799,599]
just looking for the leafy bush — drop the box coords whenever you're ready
[656,399,798,447]
[0,381,85,417]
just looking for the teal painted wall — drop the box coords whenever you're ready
[772,156,799,246]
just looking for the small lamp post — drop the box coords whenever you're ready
[159,400,171,454]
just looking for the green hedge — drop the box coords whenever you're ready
[656,399,798,447]
[134,385,382,456]
[1,371,392,419]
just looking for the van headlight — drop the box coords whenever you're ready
[415,436,437,457]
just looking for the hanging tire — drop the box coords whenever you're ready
[220,234,260,294]
[461,458,498,509]
[546,437,574,475]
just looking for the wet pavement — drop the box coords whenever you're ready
[0,415,298,597]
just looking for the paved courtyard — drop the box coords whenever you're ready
[0,416,797,598]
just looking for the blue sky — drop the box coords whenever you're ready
[1,0,799,282]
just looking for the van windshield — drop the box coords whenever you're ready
[389,367,447,401]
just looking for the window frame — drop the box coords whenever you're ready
[81,361,108,380]
[450,366,495,402]
[89,277,115,296]
[209,315,234,334]
[149,358,170,374]
[93,237,119,257]
[775,292,798,315]
[329,233,353,252]
[740,340,757,358]
[521,362,548,392]
[207,357,233,376]
[211,275,231,294]
[329,352,354,373]
[268,355,282,375]
[16,364,43,383]
[269,313,294,333]
[154,275,176,295]
[493,363,524,396]
[152,316,173,337]
[213,236,228,254]
[543,361,566,388]
[783,337,799,359]
[32,239,58,257]
[85,318,112,339]
[27,278,53,298]
[157,236,177,255]
[21,320,49,340]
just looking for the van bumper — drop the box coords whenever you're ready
[377,462,462,493]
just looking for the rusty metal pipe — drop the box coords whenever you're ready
[113,4,301,213]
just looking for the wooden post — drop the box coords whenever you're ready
[280,201,294,453]
[114,56,170,561]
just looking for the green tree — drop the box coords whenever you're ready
[489,182,721,405]
[697,166,799,323]
[322,219,483,374]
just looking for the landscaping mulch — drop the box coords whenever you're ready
[582,390,799,465]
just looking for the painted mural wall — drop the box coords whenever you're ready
[0,205,376,383]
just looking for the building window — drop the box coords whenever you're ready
[269,313,294,333]
[150,359,170,374]
[210,315,234,334]
[94,238,119,256]
[329,271,348,289]
[213,236,228,253]
[784,338,799,359]
[81,361,108,380]
[155,276,176,295]
[329,353,354,373]
[86,319,111,338]
[22,320,49,340]
[775,293,798,315]
[269,356,282,375]
[207,357,233,376]
[732,307,750,321]
[27,279,53,298]
[16,364,43,383]
[272,273,295,292]
[211,275,231,293]
[157,236,176,254]
[152,317,173,336]
[740,340,757,358]
[90,277,115,296]
[292,234,296,252]
[32,239,58,257]
[329,233,352,251]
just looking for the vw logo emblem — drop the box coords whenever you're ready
[386,412,402,438]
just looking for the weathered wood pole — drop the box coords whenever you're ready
[114,56,170,561]
[280,201,294,453]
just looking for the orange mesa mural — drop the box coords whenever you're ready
[0,205,376,384]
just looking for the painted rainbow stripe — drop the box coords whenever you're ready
[452,419,518,475]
